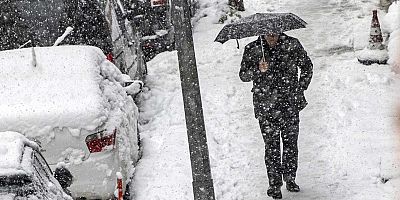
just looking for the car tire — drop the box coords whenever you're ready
[123,180,131,200]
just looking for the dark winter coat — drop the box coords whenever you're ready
[239,34,313,119]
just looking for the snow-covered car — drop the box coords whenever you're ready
[0,131,72,200]
[0,46,142,199]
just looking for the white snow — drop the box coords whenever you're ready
[0,46,107,138]
[383,2,400,33]
[192,0,229,24]
[125,80,144,96]
[132,0,400,199]
[384,2,400,72]
[116,172,123,179]
[53,27,74,47]
[0,131,38,176]
[356,47,389,62]
[388,30,400,72]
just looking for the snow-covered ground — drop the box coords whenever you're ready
[132,0,400,199]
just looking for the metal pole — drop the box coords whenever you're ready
[171,0,215,199]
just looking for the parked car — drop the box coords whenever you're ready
[99,0,148,80]
[0,46,142,199]
[0,131,72,200]
[0,0,146,80]
[128,0,199,61]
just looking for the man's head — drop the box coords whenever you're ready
[264,33,279,47]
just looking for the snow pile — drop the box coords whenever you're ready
[384,2,400,72]
[193,0,230,24]
[0,131,38,176]
[356,47,389,63]
[383,2,400,32]
[388,30,400,72]
[99,60,140,167]
[132,52,194,199]
[0,46,106,138]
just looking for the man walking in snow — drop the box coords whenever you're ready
[239,33,313,199]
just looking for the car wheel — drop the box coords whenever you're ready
[123,180,131,200]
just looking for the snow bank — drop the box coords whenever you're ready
[383,2,400,32]
[388,30,400,72]
[0,131,38,176]
[384,2,400,72]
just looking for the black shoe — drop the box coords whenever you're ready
[286,180,300,192]
[267,186,282,199]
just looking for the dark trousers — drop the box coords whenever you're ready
[258,111,299,187]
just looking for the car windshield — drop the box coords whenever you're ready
[0,0,66,50]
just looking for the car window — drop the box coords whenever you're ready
[32,156,47,182]
[32,152,55,183]
[35,152,53,175]
[31,152,50,198]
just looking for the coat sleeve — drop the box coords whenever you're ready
[294,39,313,91]
[239,45,262,82]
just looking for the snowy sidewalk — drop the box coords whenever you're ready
[132,0,400,199]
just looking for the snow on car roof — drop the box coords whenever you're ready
[0,46,107,138]
[0,131,38,176]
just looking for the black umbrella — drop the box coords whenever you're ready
[214,12,307,44]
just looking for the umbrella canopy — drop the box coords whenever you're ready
[215,13,307,44]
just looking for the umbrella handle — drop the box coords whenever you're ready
[260,36,266,62]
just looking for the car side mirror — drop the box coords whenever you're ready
[124,80,144,96]
[54,165,73,190]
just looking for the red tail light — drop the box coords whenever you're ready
[85,129,116,153]
[106,52,114,63]
[151,0,167,6]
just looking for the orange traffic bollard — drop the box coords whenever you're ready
[116,172,123,200]
[369,10,384,50]
[357,9,388,65]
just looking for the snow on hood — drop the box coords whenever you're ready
[0,46,108,138]
[0,131,38,176]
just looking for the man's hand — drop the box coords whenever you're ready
[259,61,269,72]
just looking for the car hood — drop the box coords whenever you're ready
[0,193,16,200]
